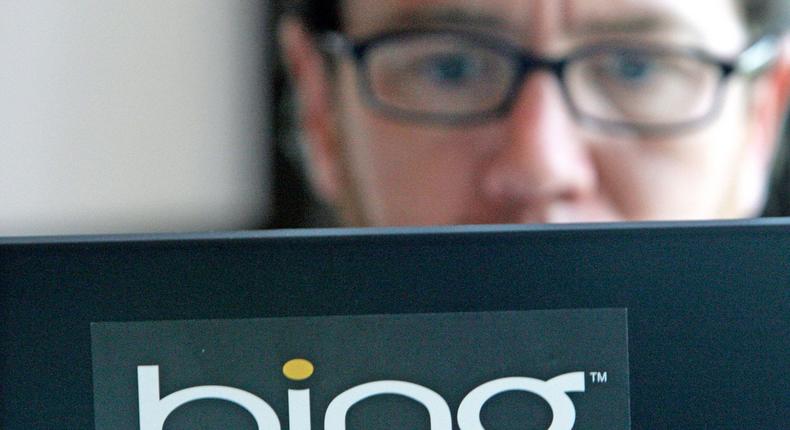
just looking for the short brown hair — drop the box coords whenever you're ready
[283,0,789,36]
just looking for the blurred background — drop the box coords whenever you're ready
[1,1,280,236]
[1,1,787,236]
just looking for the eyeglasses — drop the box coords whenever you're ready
[322,30,779,135]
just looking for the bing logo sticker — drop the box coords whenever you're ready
[92,309,630,429]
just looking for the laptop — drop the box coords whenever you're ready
[1,220,788,428]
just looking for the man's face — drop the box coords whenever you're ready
[289,0,784,226]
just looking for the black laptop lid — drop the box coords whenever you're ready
[1,220,788,428]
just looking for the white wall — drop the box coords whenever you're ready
[0,0,270,235]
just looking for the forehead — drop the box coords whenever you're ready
[341,0,747,53]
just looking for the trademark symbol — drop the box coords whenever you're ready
[589,371,607,384]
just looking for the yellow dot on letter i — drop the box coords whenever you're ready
[283,358,314,381]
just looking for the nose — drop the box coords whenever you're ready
[478,72,598,222]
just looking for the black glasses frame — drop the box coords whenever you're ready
[322,29,779,135]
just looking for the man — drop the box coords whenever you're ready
[278,0,789,227]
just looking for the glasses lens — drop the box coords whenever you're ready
[365,34,516,117]
[566,48,722,126]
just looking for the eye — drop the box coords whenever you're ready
[605,52,657,84]
[579,49,666,90]
[418,52,482,87]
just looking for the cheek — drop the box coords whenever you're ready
[592,108,748,220]
[345,123,508,225]
[337,72,506,225]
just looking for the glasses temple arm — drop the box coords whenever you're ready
[735,36,780,76]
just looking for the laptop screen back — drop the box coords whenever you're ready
[1,220,788,428]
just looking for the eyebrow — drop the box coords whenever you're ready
[388,8,509,31]
[568,14,704,39]
[379,7,704,41]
